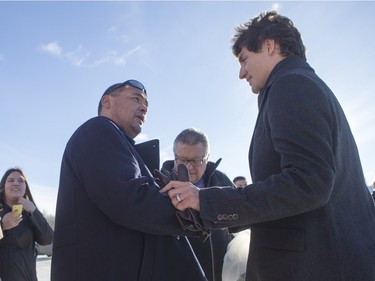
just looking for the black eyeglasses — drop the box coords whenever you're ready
[175,156,208,167]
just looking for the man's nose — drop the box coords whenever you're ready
[239,66,247,80]
[140,103,148,113]
[184,161,193,169]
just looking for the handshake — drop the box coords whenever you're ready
[154,164,210,240]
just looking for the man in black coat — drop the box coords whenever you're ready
[161,11,375,281]
[51,80,207,281]
[161,128,234,281]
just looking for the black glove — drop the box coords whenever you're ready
[154,165,210,239]
[154,169,175,189]
[172,164,211,240]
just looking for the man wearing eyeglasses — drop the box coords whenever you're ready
[51,81,207,281]
[161,128,235,281]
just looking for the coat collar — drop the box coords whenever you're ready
[99,116,135,145]
[258,55,312,109]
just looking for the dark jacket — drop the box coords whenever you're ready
[51,116,207,281]
[0,202,53,281]
[162,160,234,281]
[199,56,375,281]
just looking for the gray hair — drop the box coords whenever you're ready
[173,128,210,155]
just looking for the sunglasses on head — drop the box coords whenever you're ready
[122,79,147,95]
[103,79,147,97]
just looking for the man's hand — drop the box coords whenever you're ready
[159,164,201,212]
[158,164,209,238]
[160,181,201,212]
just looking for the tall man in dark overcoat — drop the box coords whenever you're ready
[51,80,207,281]
[161,11,375,281]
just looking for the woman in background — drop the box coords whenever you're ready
[0,167,53,281]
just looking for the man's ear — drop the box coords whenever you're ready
[264,39,276,54]
[101,95,111,110]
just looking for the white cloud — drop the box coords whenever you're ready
[107,25,130,44]
[91,45,142,67]
[90,50,118,66]
[39,41,89,67]
[112,46,141,65]
[39,40,141,68]
[40,41,62,56]
[64,45,91,67]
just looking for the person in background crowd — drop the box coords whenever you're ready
[161,11,375,281]
[233,176,247,188]
[161,128,234,281]
[51,80,207,281]
[0,167,54,281]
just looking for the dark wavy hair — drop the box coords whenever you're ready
[232,11,306,60]
[0,167,35,204]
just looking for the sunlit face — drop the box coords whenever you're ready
[174,142,208,184]
[104,85,148,139]
[238,43,274,94]
[4,171,26,204]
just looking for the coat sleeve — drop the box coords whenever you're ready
[65,118,193,235]
[199,74,336,228]
[29,208,54,245]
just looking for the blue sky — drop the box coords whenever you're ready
[1,1,374,215]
